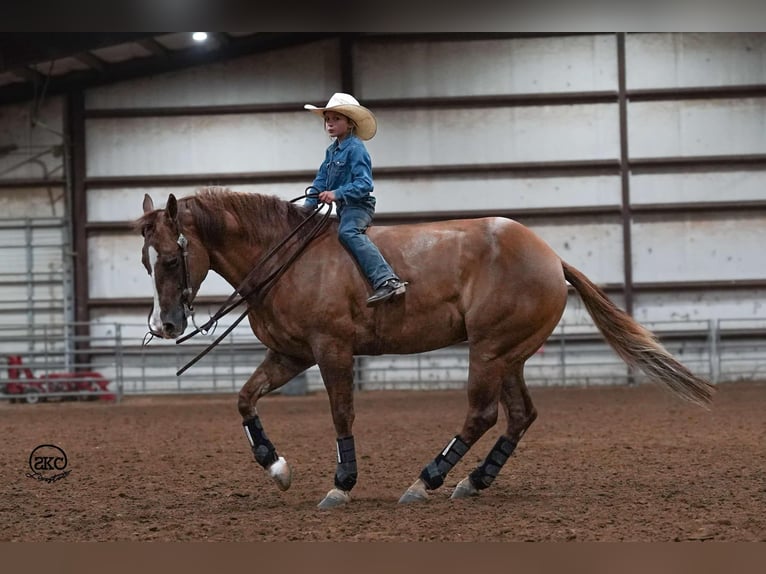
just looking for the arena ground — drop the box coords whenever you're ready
[1,381,763,541]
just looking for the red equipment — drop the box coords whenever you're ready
[2,355,115,404]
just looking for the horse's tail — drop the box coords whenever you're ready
[561,260,715,408]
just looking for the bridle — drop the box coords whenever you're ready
[176,231,195,322]
[143,218,200,343]
[143,187,332,371]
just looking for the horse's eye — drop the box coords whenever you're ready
[163,256,179,268]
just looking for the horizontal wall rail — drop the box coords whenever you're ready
[1,318,763,402]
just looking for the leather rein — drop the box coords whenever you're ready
[145,188,333,376]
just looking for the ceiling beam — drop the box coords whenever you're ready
[0,33,335,106]
[136,37,170,59]
[10,65,45,84]
[72,51,106,72]
[0,33,159,72]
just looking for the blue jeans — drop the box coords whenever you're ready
[337,206,397,289]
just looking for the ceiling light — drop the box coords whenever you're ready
[192,32,208,42]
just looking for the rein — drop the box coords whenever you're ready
[172,188,332,376]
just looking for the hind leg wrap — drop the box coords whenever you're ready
[242,415,278,468]
[334,435,358,491]
[468,435,517,490]
[419,435,469,490]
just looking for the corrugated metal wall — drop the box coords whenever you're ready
[1,33,764,392]
[0,96,71,358]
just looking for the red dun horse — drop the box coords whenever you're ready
[138,188,714,508]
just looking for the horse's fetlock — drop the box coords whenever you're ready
[419,435,469,490]
[469,435,518,490]
[242,415,278,469]
[334,466,357,491]
[420,461,445,490]
[334,435,358,491]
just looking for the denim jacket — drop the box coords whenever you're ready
[305,135,376,212]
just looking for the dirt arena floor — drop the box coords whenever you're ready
[1,381,764,542]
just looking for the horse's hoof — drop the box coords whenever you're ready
[317,488,350,509]
[398,488,429,504]
[267,456,291,491]
[398,479,430,504]
[451,477,479,500]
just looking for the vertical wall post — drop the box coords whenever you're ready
[617,33,634,317]
[65,90,90,368]
[617,33,637,386]
[339,34,355,94]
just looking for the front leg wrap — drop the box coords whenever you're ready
[242,415,278,468]
[334,435,358,491]
[468,435,518,490]
[419,435,469,490]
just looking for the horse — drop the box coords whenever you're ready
[137,187,715,508]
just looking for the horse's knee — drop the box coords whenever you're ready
[521,405,537,434]
[527,406,538,428]
[237,389,254,418]
[509,405,537,439]
[464,405,499,441]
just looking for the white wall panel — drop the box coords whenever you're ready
[376,175,621,214]
[89,312,261,346]
[0,97,64,181]
[632,214,764,282]
[86,112,329,177]
[634,289,766,323]
[92,216,626,298]
[89,176,622,222]
[631,171,766,205]
[88,235,151,299]
[629,99,766,158]
[88,185,310,223]
[626,33,766,90]
[86,104,619,178]
[526,219,624,284]
[89,234,242,299]
[86,40,341,109]
[356,35,617,99]
[0,187,65,217]
[560,292,626,331]
[368,104,620,167]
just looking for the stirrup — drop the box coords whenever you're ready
[366,280,407,306]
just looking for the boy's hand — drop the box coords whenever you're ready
[318,191,336,204]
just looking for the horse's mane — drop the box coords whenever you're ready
[136,187,322,247]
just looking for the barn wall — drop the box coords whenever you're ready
[0,97,70,355]
[1,33,764,392]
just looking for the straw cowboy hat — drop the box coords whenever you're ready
[304,93,378,140]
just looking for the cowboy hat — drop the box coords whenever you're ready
[304,93,377,140]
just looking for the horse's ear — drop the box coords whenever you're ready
[142,194,154,214]
[166,194,178,221]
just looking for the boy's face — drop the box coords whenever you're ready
[324,111,352,139]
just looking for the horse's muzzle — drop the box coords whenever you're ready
[160,307,188,339]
